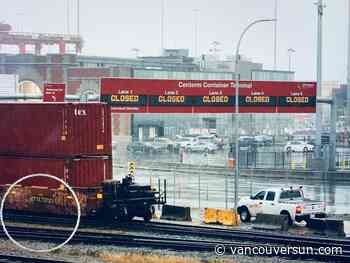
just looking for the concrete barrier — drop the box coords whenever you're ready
[161,205,192,221]
[344,219,350,237]
[308,217,345,237]
[203,208,240,226]
[253,214,289,231]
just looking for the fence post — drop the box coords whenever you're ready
[198,174,201,210]
[158,178,161,210]
[254,151,257,168]
[173,167,176,206]
[250,180,253,196]
[225,173,228,209]
[206,184,209,201]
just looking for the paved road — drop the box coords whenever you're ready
[113,164,350,215]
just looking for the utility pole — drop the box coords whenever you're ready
[67,0,70,34]
[77,0,80,35]
[288,48,296,71]
[315,0,325,159]
[160,0,165,55]
[273,0,278,70]
[347,0,350,129]
[193,9,199,58]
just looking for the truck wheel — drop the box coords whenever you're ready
[281,211,293,226]
[304,215,311,227]
[239,207,251,223]
[143,210,152,222]
[286,147,291,152]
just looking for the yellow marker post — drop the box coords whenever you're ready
[128,161,136,176]
[291,161,296,170]
[302,160,306,170]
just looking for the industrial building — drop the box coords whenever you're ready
[0,21,299,141]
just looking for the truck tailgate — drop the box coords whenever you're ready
[303,202,323,214]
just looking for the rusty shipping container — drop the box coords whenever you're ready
[0,185,103,217]
[0,103,112,157]
[0,156,112,188]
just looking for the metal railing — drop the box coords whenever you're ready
[120,148,350,171]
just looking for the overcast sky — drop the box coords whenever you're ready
[1,0,349,82]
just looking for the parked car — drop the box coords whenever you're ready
[151,137,176,151]
[237,187,324,226]
[254,135,273,146]
[174,136,197,150]
[143,139,168,153]
[238,136,257,151]
[127,142,148,153]
[197,134,225,149]
[284,141,314,152]
[184,141,218,153]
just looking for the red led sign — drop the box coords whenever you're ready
[100,78,316,113]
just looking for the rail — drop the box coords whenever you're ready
[0,254,71,263]
[1,222,349,262]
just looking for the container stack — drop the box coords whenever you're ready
[0,103,112,188]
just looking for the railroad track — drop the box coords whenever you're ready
[0,254,71,263]
[3,213,350,261]
[4,212,350,246]
[1,225,350,262]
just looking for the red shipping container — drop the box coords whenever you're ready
[0,156,112,188]
[0,103,112,157]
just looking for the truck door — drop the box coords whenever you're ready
[250,191,266,215]
[262,191,276,215]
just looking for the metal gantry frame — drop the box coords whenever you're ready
[317,97,337,171]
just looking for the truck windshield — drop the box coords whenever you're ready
[280,190,302,200]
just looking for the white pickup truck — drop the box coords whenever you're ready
[237,187,325,226]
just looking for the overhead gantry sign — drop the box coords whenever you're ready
[100,78,316,113]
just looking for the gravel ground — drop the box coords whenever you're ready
[4,222,231,243]
[0,237,324,263]
[0,220,337,263]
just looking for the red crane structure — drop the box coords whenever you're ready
[0,23,83,55]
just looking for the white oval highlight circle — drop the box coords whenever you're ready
[0,173,81,253]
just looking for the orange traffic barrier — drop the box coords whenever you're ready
[203,208,240,226]
[228,159,236,168]
[217,209,240,226]
[204,208,217,224]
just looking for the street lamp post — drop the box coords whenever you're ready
[234,18,275,211]
[161,0,165,54]
[77,0,80,35]
[315,0,325,159]
[273,0,278,70]
[287,48,296,71]
[193,9,199,57]
[15,12,24,32]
